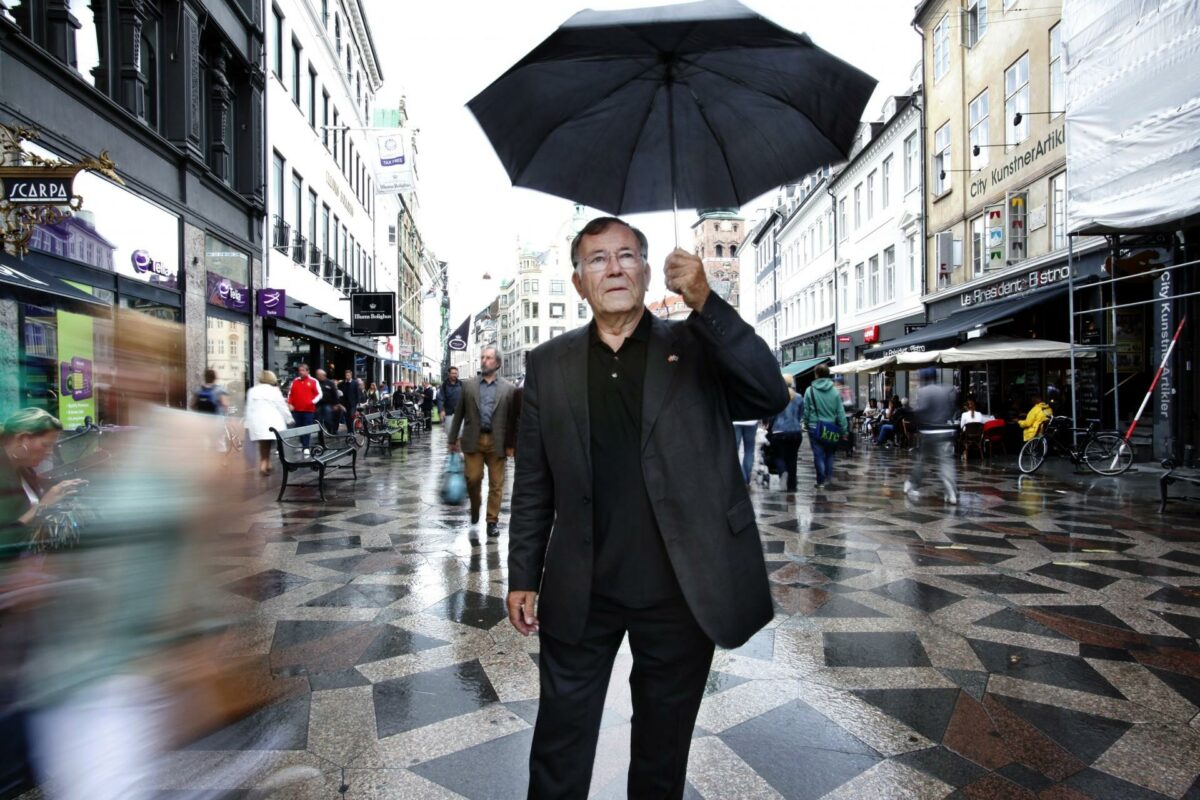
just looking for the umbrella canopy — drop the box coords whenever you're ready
[935,336,1098,364]
[467,0,877,215]
[829,355,896,374]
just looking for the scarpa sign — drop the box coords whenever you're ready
[350,291,397,336]
[1,170,74,204]
[206,272,249,312]
[256,288,286,318]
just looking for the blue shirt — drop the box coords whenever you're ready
[479,377,498,431]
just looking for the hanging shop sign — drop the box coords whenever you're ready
[447,316,469,351]
[862,325,880,344]
[256,288,286,318]
[0,124,123,255]
[207,272,250,312]
[350,291,397,336]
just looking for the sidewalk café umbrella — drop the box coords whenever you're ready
[467,0,877,219]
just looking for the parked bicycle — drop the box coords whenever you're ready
[1017,416,1134,476]
[223,405,244,455]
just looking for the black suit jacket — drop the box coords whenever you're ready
[509,294,789,649]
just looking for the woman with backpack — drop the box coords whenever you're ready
[768,375,804,492]
[802,363,848,489]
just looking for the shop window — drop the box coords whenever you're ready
[985,203,1005,268]
[207,316,248,403]
[1005,190,1028,263]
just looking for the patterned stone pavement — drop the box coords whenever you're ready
[155,427,1200,799]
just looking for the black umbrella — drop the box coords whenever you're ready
[467,0,877,218]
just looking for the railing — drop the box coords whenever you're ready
[272,217,291,253]
[291,232,307,264]
[323,256,337,282]
[308,245,322,274]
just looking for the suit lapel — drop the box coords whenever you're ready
[559,327,591,468]
[642,314,679,451]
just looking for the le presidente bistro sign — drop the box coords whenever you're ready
[959,264,1071,307]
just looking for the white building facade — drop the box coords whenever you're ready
[830,94,926,406]
[263,0,403,385]
[776,172,837,369]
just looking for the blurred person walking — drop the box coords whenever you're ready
[285,363,320,448]
[733,418,758,487]
[768,375,804,491]
[905,367,959,504]
[442,367,463,419]
[244,371,293,476]
[192,368,229,415]
[338,370,362,433]
[802,364,848,489]
[314,369,340,433]
[447,347,515,545]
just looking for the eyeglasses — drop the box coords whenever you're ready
[579,250,643,273]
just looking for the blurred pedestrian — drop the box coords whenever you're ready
[192,368,228,415]
[314,369,339,433]
[285,363,320,448]
[905,367,959,504]
[733,417,758,487]
[338,370,361,432]
[767,375,804,491]
[802,363,847,488]
[442,367,462,418]
[244,371,293,476]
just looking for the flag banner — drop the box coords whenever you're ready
[447,316,470,351]
[374,132,416,195]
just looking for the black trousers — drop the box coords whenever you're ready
[528,593,714,800]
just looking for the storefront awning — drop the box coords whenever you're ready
[864,284,1070,357]
[781,355,831,377]
[0,254,108,307]
[829,356,896,374]
[934,336,1098,363]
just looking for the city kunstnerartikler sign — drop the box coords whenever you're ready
[350,291,397,337]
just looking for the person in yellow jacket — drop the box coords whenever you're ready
[1017,394,1054,441]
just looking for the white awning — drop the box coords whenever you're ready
[935,336,1097,363]
[829,356,896,374]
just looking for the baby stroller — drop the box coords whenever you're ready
[758,435,780,487]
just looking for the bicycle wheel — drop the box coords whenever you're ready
[1083,434,1134,476]
[1018,437,1047,474]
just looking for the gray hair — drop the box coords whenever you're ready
[570,216,649,270]
[482,345,503,366]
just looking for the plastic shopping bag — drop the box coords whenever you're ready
[441,452,467,506]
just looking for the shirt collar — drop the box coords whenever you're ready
[589,307,652,349]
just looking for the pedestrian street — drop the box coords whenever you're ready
[117,428,1200,800]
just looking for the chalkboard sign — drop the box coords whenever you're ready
[1073,363,1101,422]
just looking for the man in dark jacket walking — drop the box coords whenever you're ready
[338,370,362,432]
[442,367,462,419]
[314,369,339,432]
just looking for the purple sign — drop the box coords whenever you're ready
[256,288,286,318]
[206,271,249,312]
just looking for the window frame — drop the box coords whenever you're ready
[933,122,952,196]
[881,156,892,208]
[933,15,950,81]
[969,89,990,171]
[1049,24,1064,119]
[1005,53,1031,148]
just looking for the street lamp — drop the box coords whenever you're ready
[1012,111,1064,126]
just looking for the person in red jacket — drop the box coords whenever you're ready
[286,363,320,447]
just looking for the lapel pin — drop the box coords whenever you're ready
[667,354,679,363]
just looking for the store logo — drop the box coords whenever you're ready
[130,249,176,280]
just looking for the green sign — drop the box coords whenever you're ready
[56,309,95,429]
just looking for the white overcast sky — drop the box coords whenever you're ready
[362,0,921,331]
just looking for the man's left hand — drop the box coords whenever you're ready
[505,447,514,459]
[664,248,710,312]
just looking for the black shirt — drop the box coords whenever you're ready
[587,310,680,606]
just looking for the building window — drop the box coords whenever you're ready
[550,327,565,338]
[308,68,317,128]
[839,269,848,313]
[970,215,985,276]
[1050,24,1063,118]
[907,233,918,293]
[969,90,990,171]
[715,244,724,258]
[291,38,301,103]
[322,91,330,148]
[1051,172,1067,250]
[854,263,864,311]
[531,280,539,292]
[271,7,283,79]
[291,172,302,239]
[271,151,285,221]
[904,133,918,192]
[388,225,397,246]
[868,255,880,306]
[933,122,951,195]
[881,156,892,208]
[139,22,160,129]
[549,303,565,318]
[933,15,950,81]
[884,246,896,301]
[853,184,862,228]
[1006,53,1030,147]
[866,171,876,220]
[550,280,565,294]
[965,0,988,48]
[838,198,847,240]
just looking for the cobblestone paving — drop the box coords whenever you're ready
[159,427,1200,799]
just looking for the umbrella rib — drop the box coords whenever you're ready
[675,77,741,203]
[616,81,666,214]
[676,53,850,159]
[512,59,661,185]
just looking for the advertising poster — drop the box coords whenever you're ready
[56,309,95,429]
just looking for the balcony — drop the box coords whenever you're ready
[272,217,290,253]
[323,256,337,283]
[291,232,307,265]
[308,245,322,274]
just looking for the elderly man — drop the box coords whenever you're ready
[447,347,516,545]
[509,216,788,799]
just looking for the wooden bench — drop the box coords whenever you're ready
[359,412,393,457]
[1159,459,1200,512]
[270,424,357,502]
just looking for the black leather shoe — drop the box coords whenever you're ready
[468,529,481,547]
[470,510,480,525]
[486,522,499,538]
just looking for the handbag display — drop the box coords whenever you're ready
[441,452,467,506]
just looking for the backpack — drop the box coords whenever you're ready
[193,385,220,413]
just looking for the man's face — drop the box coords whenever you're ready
[298,365,309,378]
[571,223,650,318]
[480,350,500,376]
[448,369,458,383]
[345,371,352,381]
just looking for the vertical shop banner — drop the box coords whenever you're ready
[373,132,417,194]
[1154,266,1176,459]
[56,310,95,429]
